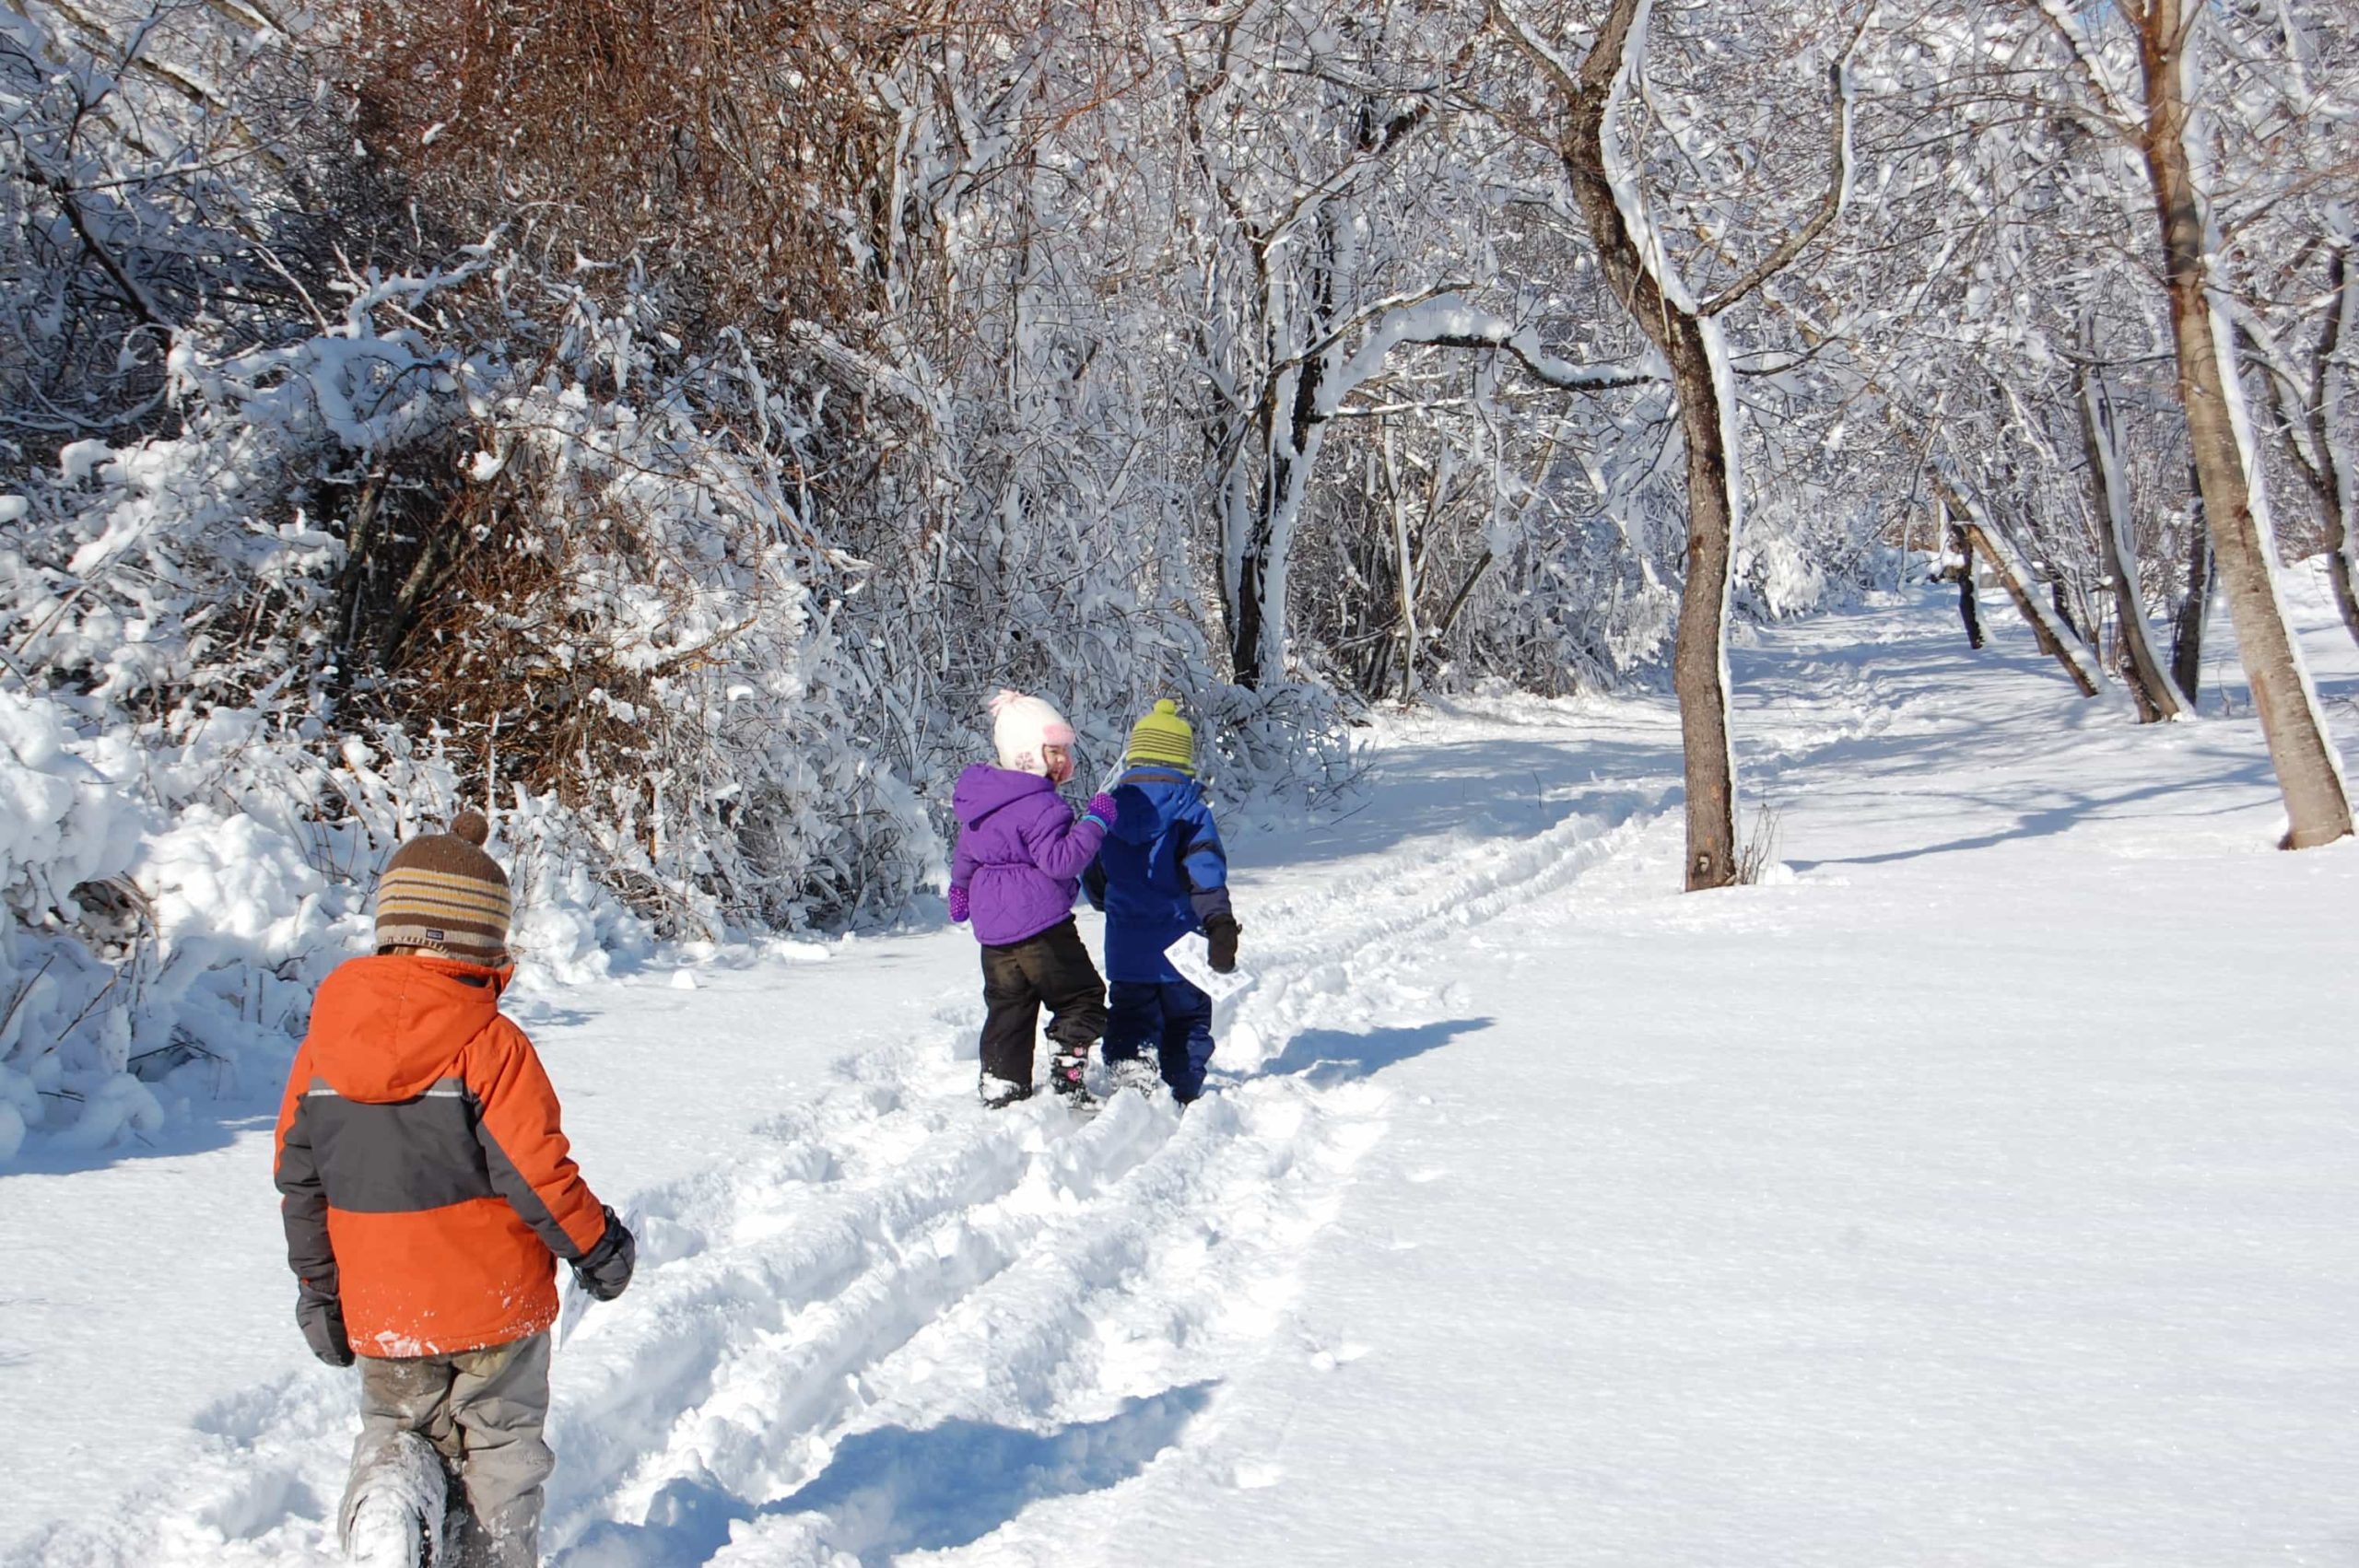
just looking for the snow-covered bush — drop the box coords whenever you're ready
[1,256,949,1130]
[0,686,362,1161]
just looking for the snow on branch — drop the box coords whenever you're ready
[2029,0,2142,132]
[1313,297,1658,423]
[1485,0,1586,102]
[1589,0,1695,317]
[1698,4,1875,318]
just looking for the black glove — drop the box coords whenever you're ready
[1203,913,1240,975]
[297,1285,356,1368]
[572,1206,636,1302]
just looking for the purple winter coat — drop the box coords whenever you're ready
[949,766,1109,946]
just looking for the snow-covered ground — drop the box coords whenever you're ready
[6,576,2357,1567]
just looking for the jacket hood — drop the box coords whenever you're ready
[953,764,1058,826]
[1109,766,1197,845]
[305,953,511,1103]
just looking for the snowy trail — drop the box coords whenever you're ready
[4,752,1667,1567]
[546,784,1665,1566]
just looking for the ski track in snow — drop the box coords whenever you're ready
[3,778,1667,1567]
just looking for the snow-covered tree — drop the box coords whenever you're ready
[1486,0,1867,888]
[2026,0,2353,845]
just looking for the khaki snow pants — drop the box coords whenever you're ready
[343,1332,553,1568]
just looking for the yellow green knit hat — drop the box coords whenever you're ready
[1126,699,1195,773]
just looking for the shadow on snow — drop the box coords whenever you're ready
[1261,1018,1496,1087]
[1786,769,2281,871]
[552,1382,1215,1568]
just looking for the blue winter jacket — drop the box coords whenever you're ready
[1083,766,1233,983]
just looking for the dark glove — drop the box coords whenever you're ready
[572,1206,636,1302]
[1203,913,1240,975]
[946,885,969,924]
[1083,792,1119,830]
[297,1285,356,1368]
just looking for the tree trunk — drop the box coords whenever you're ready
[1431,549,1494,643]
[2137,0,2352,847]
[1940,497,1985,649]
[2079,369,2184,720]
[1954,524,1986,650]
[1936,474,2104,696]
[1230,544,1268,688]
[2171,467,2211,705]
[1222,237,1318,694]
[1496,0,1858,885]
[2246,247,2359,649]
[2048,575,2084,645]
[1382,422,1422,704]
[2301,239,2359,646]
[1555,0,1738,890]
[1230,372,1329,690]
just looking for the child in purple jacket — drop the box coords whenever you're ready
[947,690,1119,1107]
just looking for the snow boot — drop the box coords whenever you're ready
[980,1073,1032,1109]
[343,1431,447,1567]
[1108,1057,1161,1099]
[1048,1044,1097,1109]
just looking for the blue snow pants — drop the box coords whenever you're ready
[1104,978,1215,1102]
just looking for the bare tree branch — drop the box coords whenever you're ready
[1698,5,1876,318]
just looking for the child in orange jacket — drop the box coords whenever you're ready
[274,811,633,1567]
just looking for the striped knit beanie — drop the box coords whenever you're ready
[1125,699,1195,773]
[374,811,511,966]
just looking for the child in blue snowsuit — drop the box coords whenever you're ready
[1083,700,1239,1103]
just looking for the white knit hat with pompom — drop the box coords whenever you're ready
[989,689,1076,778]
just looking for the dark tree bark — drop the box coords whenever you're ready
[2171,495,2211,707]
[1950,520,1986,650]
[2248,248,2359,649]
[2316,240,2359,647]
[2048,576,2083,644]
[2241,252,2359,652]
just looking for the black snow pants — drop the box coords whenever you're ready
[979,918,1108,1094]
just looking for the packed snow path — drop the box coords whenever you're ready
[6,580,2358,1565]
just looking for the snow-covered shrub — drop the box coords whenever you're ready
[3,259,951,1050]
[1197,680,1363,812]
[361,284,943,935]
[0,686,359,1161]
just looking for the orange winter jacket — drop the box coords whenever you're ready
[273,953,608,1358]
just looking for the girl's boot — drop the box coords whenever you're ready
[1048,1044,1097,1108]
